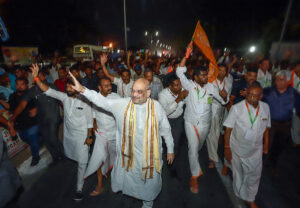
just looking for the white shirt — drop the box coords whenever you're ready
[113,77,134,98]
[49,65,60,82]
[176,66,227,124]
[158,88,184,119]
[93,92,120,140]
[45,88,93,163]
[160,66,171,75]
[257,68,272,88]
[223,100,271,158]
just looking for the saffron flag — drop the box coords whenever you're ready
[192,21,218,82]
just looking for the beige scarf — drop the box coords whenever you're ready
[121,98,160,180]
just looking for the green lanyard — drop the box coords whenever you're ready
[196,87,206,100]
[245,101,260,127]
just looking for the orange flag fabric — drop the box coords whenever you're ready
[192,21,218,82]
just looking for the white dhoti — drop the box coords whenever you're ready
[291,113,300,145]
[84,132,116,178]
[231,147,262,202]
[185,120,210,176]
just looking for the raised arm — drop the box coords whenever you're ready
[68,71,113,113]
[176,57,193,90]
[127,50,133,70]
[30,64,49,92]
[101,54,114,82]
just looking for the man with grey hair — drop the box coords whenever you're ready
[263,70,300,173]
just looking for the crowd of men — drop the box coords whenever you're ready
[0,45,300,208]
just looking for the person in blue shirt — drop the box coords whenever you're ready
[229,67,259,107]
[263,70,300,171]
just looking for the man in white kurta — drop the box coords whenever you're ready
[176,56,227,193]
[84,77,120,196]
[257,59,272,88]
[223,84,270,208]
[30,63,93,201]
[69,72,174,208]
[207,64,232,167]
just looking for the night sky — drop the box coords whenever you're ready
[0,0,300,54]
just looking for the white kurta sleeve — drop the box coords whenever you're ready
[158,104,174,154]
[176,66,193,90]
[82,88,113,113]
[223,105,237,128]
[44,88,67,102]
[158,92,178,116]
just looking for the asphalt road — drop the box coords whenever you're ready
[7,136,300,208]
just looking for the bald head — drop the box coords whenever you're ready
[131,78,151,104]
[134,78,150,89]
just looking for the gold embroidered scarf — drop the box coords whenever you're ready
[121,98,160,180]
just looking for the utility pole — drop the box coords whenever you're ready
[275,0,293,60]
[123,0,128,52]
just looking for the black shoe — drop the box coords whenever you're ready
[73,191,83,201]
[30,156,40,166]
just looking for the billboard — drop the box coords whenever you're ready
[1,46,38,64]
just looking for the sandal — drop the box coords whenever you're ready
[89,188,104,196]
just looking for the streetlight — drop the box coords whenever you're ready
[155,31,159,36]
[145,31,148,36]
[249,46,256,53]
[109,43,113,48]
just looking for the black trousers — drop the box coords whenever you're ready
[269,120,292,166]
[168,115,185,172]
[39,120,64,160]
